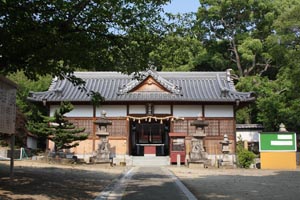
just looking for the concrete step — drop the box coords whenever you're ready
[131,156,170,166]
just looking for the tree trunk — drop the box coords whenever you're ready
[231,39,244,77]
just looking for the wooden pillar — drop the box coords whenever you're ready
[244,140,248,150]
[92,105,96,151]
[10,134,15,183]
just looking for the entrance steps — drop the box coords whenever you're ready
[131,156,170,166]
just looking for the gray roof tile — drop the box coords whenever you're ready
[28,69,255,103]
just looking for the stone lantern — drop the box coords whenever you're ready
[219,134,233,167]
[91,111,112,163]
[189,118,209,166]
[279,123,288,132]
[220,134,231,153]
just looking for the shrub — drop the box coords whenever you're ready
[237,148,256,168]
[236,135,256,168]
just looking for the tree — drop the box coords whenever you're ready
[235,2,300,132]
[236,75,287,131]
[149,13,211,72]
[0,0,169,81]
[6,71,51,148]
[8,71,51,122]
[150,34,207,71]
[196,0,278,77]
[28,102,88,151]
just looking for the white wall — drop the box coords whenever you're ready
[129,105,146,114]
[154,105,171,114]
[173,105,202,117]
[236,131,259,142]
[96,105,127,117]
[49,104,234,118]
[204,105,234,117]
[50,105,93,117]
[50,105,127,117]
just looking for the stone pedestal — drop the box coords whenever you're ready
[188,119,210,168]
[91,135,110,163]
[91,111,112,164]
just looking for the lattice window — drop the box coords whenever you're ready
[188,121,196,136]
[205,120,219,136]
[173,120,188,133]
[204,119,235,136]
[219,120,234,136]
[69,119,93,138]
[108,119,127,137]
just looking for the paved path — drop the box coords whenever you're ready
[96,166,196,200]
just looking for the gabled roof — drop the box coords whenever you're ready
[28,69,255,103]
[117,69,182,95]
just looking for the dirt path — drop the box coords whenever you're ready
[0,160,127,200]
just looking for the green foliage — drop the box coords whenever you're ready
[239,38,263,62]
[7,71,51,121]
[236,75,288,131]
[150,35,207,71]
[236,135,256,168]
[28,102,88,151]
[196,0,279,77]
[3,0,300,138]
[0,0,169,80]
[90,91,105,108]
[237,149,256,168]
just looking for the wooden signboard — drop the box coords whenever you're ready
[0,76,17,135]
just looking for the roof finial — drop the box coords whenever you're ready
[148,63,157,71]
[226,69,232,82]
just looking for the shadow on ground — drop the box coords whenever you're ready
[0,162,123,200]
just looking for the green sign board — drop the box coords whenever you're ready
[259,132,297,152]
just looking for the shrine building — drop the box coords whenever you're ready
[28,69,255,165]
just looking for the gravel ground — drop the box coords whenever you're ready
[0,160,127,200]
[168,166,300,200]
[1,161,300,200]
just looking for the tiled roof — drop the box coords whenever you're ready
[236,124,264,129]
[28,69,255,103]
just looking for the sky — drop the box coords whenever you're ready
[163,0,200,14]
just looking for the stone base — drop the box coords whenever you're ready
[90,157,111,164]
[219,165,235,169]
[188,159,211,168]
[144,154,156,157]
[189,162,205,168]
[219,154,234,168]
[46,157,74,165]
